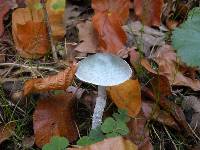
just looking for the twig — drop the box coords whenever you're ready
[41,1,58,61]
[0,63,59,73]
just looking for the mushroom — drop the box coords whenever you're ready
[75,53,132,129]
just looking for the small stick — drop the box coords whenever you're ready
[40,0,58,61]
[0,63,59,73]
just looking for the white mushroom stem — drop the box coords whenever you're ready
[92,86,107,129]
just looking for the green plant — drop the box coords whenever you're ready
[172,7,200,67]
[42,136,69,150]
[77,109,130,146]
[42,109,130,148]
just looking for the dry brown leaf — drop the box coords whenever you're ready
[92,0,130,24]
[33,94,78,148]
[26,0,65,40]
[128,112,153,150]
[75,21,99,53]
[141,86,193,136]
[69,136,137,150]
[0,122,16,144]
[12,8,49,58]
[92,12,127,54]
[23,63,77,96]
[133,0,164,27]
[107,79,141,117]
[141,45,200,91]
[142,101,180,130]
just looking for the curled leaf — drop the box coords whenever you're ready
[23,63,77,96]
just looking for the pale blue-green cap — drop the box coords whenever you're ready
[75,53,132,86]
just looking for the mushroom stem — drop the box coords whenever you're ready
[92,86,107,129]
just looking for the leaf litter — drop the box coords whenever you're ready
[0,0,200,149]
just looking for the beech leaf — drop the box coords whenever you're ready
[23,63,77,96]
[134,0,164,27]
[107,79,141,117]
[33,94,78,148]
[92,12,127,54]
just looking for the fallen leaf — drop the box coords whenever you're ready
[92,0,130,24]
[12,8,49,58]
[107,79,141,117]
[0,0,16,36]
[69,136,137,150]
[0,122,16,144]
[92,12,127,54]
[75,21,99,53]
[23,63,77,96]
[141,45,200,91]
[128,112,153,150]
[133,0,164,27]
[26,0,66,40]
[33,94,78,148]
[141,86,193,136]
[123,21,165,56]
[142,101,180,130]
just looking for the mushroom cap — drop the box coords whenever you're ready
[75,53,132,86]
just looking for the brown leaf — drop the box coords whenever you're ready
[0,1,14,36]
[69,136,137,150]
[92,0,130,24]
[141,45,200,91]
[142,101,180,130]
[0,122,16,144]
[133,0,164,27]
[12,8,49,58]
[75,21,98,53]
[33,94,78,148]
[107,79,141,117]
[23,63,77,96]
[92,12,127,54]
[128,112,153,150]
[141,86,193,136]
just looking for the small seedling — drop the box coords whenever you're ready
[77,109,130,146]
[42,136,69,150]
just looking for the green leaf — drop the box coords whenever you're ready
[113,109,130,123]
[34,2,42,10]
[52,0,65,10]
[105,132,120,138]
[172,7,200,67]
[77,136,95,146]
[101,117,116,133]
[115,121,129,136]
[89,127,105,142]
[42,136,69,150]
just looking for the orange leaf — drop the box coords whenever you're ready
[107,79,141,117]
[92,12,127,54]
[92,0,130,24]
[33,94,78,148]
[134,0,164,27]
[69,136,137,150]
[12,8,49,58]
[23,63,77,96]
